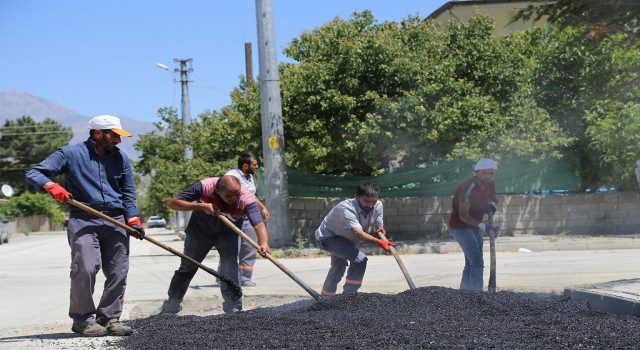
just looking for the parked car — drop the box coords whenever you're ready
[0,221,8,245]
[147,216,166,228]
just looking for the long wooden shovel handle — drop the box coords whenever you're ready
[67,199,242,299]
[377,232,416,290]
[487,211,497,293]
[216,213,322,301]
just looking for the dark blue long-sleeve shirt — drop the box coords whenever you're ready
[25,137,140,218]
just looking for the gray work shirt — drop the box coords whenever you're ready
[315,198,384,245]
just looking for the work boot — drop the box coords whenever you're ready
[222,301,243,314]
[99,318,133,336]
[160,298,182,314]
[71,322,108,337]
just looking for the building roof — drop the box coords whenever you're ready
[427,0,546,35]
[428,0,531,20]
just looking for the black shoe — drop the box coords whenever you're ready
[160,299,182,314]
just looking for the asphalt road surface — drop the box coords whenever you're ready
[1,229,640,349]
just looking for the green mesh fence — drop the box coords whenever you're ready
[256,155,580,198]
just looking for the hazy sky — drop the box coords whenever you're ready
[0,1,449,122]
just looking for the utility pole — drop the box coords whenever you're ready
[157,59,193,231]
[245,42,254,86]
[255,0,291,247]
[175,58,193,229]
[175,58,193,160]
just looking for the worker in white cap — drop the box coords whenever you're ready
[88,114,133,137]
[26,115,143,337]
[447,158,498,291]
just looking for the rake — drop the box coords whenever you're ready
[377,230,416,290]
[67,199,243,301]
[217,213,322,301]
[487,211,498,293]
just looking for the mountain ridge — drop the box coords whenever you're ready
[0,89,155,160]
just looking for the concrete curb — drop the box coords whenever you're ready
[564,283,640,316]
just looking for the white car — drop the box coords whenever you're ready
[147,216,166,228]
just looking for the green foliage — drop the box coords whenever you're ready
[0,192,65,224]
[585,101,640,190]
[514,0,640,47]
[0,116,72,194]
[280,11,569,175]
[135,8,638,195]
[134,106,255,217]
[530,12,640,190]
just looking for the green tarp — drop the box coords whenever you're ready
[257,156,580,198]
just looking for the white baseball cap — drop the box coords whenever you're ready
[474,158,498,170]
[88,115,132,137]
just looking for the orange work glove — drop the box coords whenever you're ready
[44,183,72,202]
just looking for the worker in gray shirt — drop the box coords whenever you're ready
[315,183,395,296]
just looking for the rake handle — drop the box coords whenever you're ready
[217,213,322,301]
[377,232,416,290]
[487,211,497,293]
[67,199,233,283]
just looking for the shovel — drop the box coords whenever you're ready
[67,199,243,301]
[377,230,416,290]
[487,211,497,293]
[216,213,322,301]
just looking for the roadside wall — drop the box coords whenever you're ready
[16,215,64,233]
[289,192,640,242]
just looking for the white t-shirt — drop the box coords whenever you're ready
[225,168,257,195]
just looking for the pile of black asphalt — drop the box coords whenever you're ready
[112,286,640,349]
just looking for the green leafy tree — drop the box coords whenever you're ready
[134,98,263,217]
[140,9,640,195]
[280,11,569,175]
[0,192,66,224]
[523,4,640,190]
[134,108,205,218]
[0,116,72,193]
[585,101,640,190]
[514,0,639,47]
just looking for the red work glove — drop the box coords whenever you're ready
[44,183,72,202]
[377,239,395,252]
[370,226,386,239]
[127,217,145,240]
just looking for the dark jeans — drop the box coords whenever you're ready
[167,211,241,307]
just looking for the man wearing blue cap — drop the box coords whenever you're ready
[448,158,498,291]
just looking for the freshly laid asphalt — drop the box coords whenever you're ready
[1,229,639,349]
[408,234,640,317]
